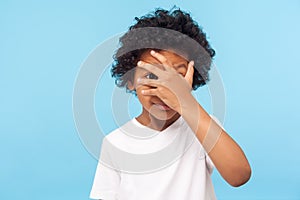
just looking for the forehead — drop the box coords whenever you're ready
[140,50,188,65]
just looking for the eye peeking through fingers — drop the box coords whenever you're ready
[145,72,158,80]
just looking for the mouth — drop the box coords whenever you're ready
[152,102,171,111]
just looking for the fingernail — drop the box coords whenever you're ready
[150,50,156,55]
[190,60,194,66]
[137,61,143,66]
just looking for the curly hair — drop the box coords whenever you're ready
[111,7,215,95]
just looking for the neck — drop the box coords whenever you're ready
[136,109,180,132]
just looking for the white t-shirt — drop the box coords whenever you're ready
[90,116,218,200]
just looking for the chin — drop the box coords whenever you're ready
[150,109,178,121]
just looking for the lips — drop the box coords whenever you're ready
[153,102,171,111]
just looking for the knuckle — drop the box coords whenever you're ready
[150,64,155,70]
[157,87,164,93]
[161,57,167,62]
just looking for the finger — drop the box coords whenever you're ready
[150,50,174,71]
[136,77,159,87]
[137,61,164,77]
[139,88,170,110]
[140,88,157,96]
[185,60,194,88]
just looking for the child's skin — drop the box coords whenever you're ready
[128,49,251,187]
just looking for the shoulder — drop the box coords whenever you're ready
[102,118,137,149]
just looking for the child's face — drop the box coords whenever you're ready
[128,50,188,120]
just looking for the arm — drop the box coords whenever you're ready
[181,96,251,187]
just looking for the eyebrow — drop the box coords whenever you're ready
[174,63,187,69]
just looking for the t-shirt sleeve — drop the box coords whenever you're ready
[89,161,120,200]
[205,153,215,175]
[90,137,121,200]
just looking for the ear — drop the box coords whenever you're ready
[127,80,135,91]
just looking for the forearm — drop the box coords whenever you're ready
[180,96,251,187]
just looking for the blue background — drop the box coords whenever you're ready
[1,0,300,199]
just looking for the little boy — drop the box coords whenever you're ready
[90,8,251,200]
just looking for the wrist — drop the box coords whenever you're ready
[179,93,198,116]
